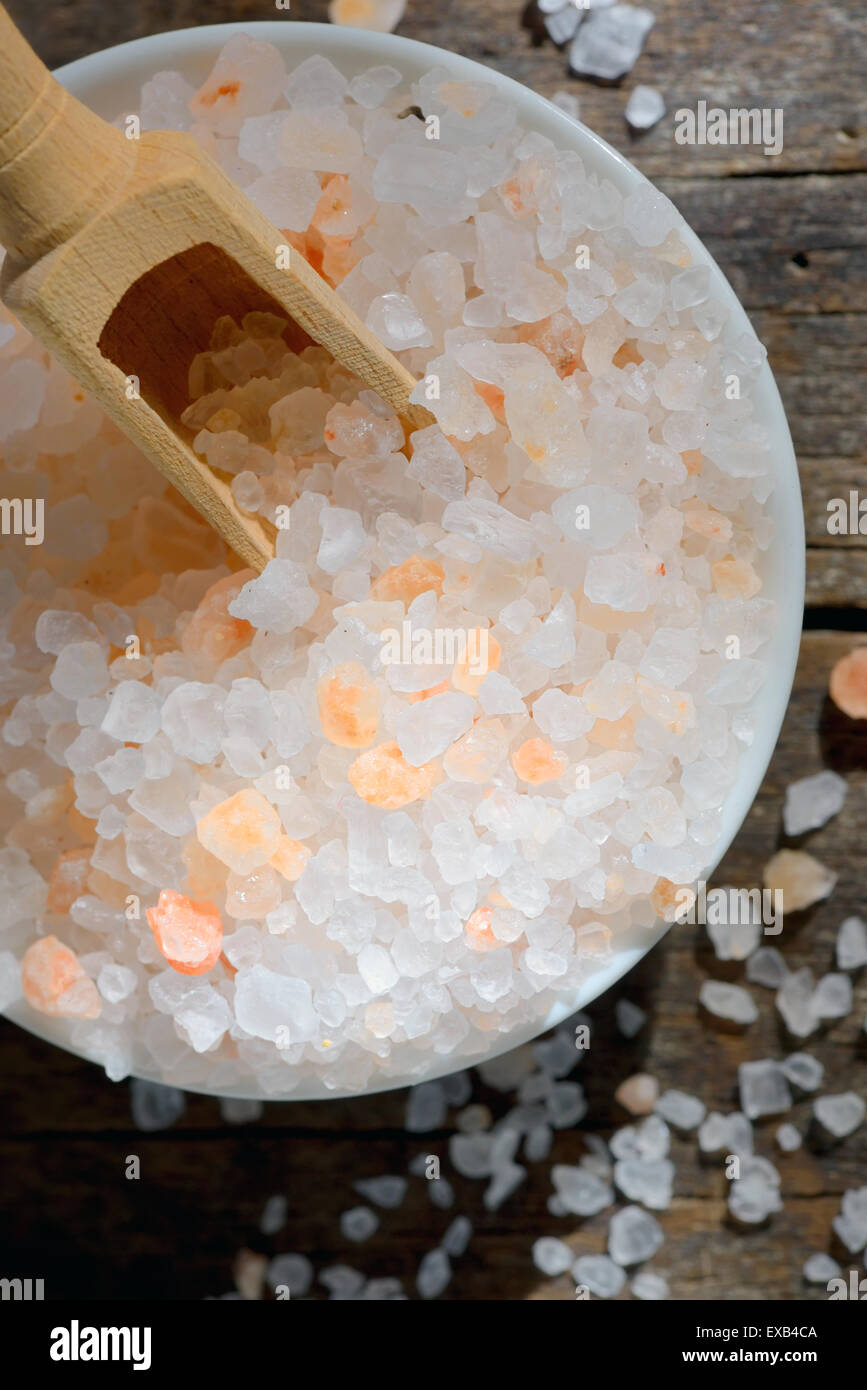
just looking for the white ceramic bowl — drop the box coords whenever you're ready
[3,22,804,1100]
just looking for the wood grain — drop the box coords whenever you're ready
[0,0,865,1303]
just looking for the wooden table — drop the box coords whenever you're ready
[2,0,865,1301]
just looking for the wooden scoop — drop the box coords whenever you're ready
[0,8,433,572]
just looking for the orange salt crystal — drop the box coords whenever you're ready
[829,647,867,719]
[473,380,506,421]
[182,838,227,898]
[465,906,499,951]
[651,877,695,924]
[311,174,355,238]
[270,835,313,882]
[46,847,92,914]
[681,449,703,476]
[320,235,361,287]
[488,890,510,908]
[369,554,444,604]
[711,555,761,600]
[587,714,635,751]
[683,505,732,541]
[511,738,568,785]
[348,740,442,809]
[408,679,449,704]
[316,662,379,748]
[452,631,501,696]
[517,313,583,378]
[147,889,223,976]
[612,341,643,368]
[21,936,101,1019]
[196,788,282,874]
[181,569,255,668]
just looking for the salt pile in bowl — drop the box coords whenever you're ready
[0,36,777,1096]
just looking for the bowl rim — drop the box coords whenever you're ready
[2,20,805,1101]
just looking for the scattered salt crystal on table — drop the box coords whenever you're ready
[782,769,847,836]
[776,968,819,1039]
[340,1206,379,1242]
[728,1156,782,1225]
[442,1215,473,1257]
[416,1248,451,1299]
[625,85,665,132]
[655,1090,706,1132]
[803,1252,841,1284]
[781,1052,824,1093]
[533,1235,574,1276]
[832,1187,867,1252]
[738,1060,793,1120]
[266,1253,313,1296]
[837,916,867,971]
[812,971,853,1020]
[572,1253,626,1297]
[615,1073,659,1115]
[763,849,837,912]
[329,0,407,33]
[829,647,867,719]
[353,1175,407,1209]
[814,1092,865,1140]
[746,946,788,989]
[608,1205,664,1266]
[260,1195,288,1235]
[569,4,655,81]
[615,999,647,1038]
[700,980,759,1026]
[630,1270,669,1300]
[775,1122,802,1152]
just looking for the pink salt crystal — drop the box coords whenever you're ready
[829,648,867,719]
[317,662,379,748]
[181,569,255,669]
[615,1073,660,1116]
[763,849,837,913]
[189,35,287,137]
[270,836,313,882]
[21,936,101,1019]
[328,0,407,33]
[146,889,223,976]
[348,741,442,809]
[196,789,282,874]
[46,847,91,914]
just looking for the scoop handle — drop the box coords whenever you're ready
[0,5,135,264]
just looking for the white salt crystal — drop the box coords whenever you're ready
[260,1195,288,1235]
[572,1253,626,1298]
[569,5,655,81]
[267,1253,312,1296]
[814,1092,865,1139]
[738,1059,792,1119]
[228,560,318,635]
[630,1270,669,1300]
[234,966,317,1044]
[837,916,867,971]
[396,691,475,765]
[416,1248,451,1299]
[783,769,847,836]
[608,1205,664,1266]
[625,85,665,132]
[803,1253,840,1285]
[781,1052,824,1093]
[699,980,758,1025]
[340,1206,379,1242]
[101,680,161,743]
